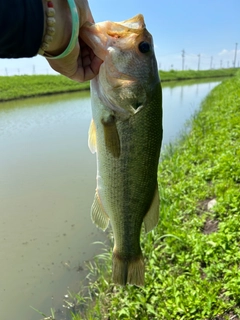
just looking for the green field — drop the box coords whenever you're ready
[0,68,238,102]
[160,68,238,81]
[0,75,88,101]
[57,72,240,320]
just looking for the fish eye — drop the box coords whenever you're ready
[138,41,151,53]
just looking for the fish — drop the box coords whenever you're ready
[80,14,162,286]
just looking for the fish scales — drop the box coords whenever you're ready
[80,14,162,286]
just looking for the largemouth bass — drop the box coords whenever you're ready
[80,14,162,286]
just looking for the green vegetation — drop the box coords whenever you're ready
[0,68,238,102]
[62,72,240,319]
[160,68,238,82]
[31,306,55,320]
[0,75,89,101]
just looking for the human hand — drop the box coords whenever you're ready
[41,0,102,82]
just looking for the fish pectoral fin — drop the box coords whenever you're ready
[88,119,97,153]
[91,191,109,231]
[143,185,160,233]
[101,115,120,158]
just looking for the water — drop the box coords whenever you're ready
[0,78,222,320]
[161,79,221,146]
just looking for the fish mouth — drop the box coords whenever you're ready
[79,14,147,61]
[81,14,153,117]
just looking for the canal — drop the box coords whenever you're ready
[0,78,223,320]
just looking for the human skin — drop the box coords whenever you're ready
[41,0,102,82]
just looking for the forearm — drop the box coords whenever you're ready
[0,0,102,82]
[0,0,44,58]
[40,0,94,58]
[40,0,72,57]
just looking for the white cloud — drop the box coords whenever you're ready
[218,49,230,56]
[218,48,240,56]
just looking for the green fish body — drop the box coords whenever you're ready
[80,14,162,286]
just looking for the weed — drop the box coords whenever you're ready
[30,306,56,320]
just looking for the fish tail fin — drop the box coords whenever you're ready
[112,251,145,286]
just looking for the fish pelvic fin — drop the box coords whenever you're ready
[88,119,97,153]
[91,191,109,231]
[143,185,160,233]
[112,251,145,286]
[101,114,120,158]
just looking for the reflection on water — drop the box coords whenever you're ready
[0,91,105,320]
[161,78,222,147]
[0,79,222,320]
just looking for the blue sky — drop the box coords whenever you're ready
[0,0,239,75]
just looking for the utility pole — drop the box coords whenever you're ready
[210,56,213,69]
[197,54,201,71]
[182,50,185,71]
[220,60,222,69]
[233,43,238,68]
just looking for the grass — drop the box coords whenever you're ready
[0,68,238,102]
[0,75,89,101]
[59,71,240,319]
[159,68,238,82]
[31,306,56,320]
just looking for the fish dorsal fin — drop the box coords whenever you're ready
[101,114,120,158]
[91,191,109,231]
[88,119,97,153]
[143,185,160,233]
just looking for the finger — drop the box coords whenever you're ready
[89,56,103,77]
[71,55,102,82]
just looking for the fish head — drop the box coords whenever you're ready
[80,14,160,117]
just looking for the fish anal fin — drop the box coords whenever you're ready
[112,250,145,286]
[88,119,97,154]
[91,191,109,231]
[101,114,120,158]
[143,185,160,233]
